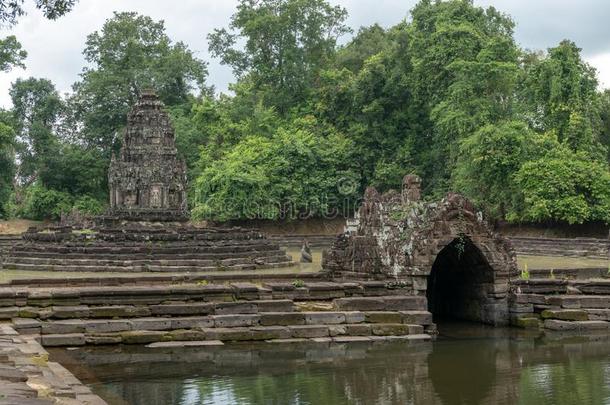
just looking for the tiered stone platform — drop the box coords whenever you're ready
[510,278,610,331]
[2,225,293,273]
[509,236,609,259]
[0,280,434,347]
[0,234,20,262]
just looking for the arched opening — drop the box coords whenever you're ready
[426,237,494,323]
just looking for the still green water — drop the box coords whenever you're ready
[50,323,610,405]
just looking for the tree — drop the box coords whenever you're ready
[520,40,603,155]
[0,35,26,71]
[514,148,610,224]
[452,121,555,219]
[9,77,63,186]
[208,0,350,113]
[192,116,359,220]
[0,114,15,218]
[71,11,208,153]
[0,0,77,26]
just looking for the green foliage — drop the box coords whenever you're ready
[0,35,26,71]
[192,116,359,221]
[209,0,350,113]
[514,148,610,224]
[0,0,77,26]
[20,183,73,220]
[453,121,554,219]
[0,120,15,218]
[72,195,105,216]
[72,11,208,153]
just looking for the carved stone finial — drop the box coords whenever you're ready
[402,174,421,203]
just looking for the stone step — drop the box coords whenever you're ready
[40,322,429,346]
[5,250,290,265]
[5,249,289,261]
[543,319,610,331]
[11,240,281,254]
[33,310,432,336]
[2,259,294,272]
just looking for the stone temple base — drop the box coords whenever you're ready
[2,223,293,272]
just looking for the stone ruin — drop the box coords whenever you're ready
[106,89,188,223]
[2,91,293,273]
[323,174,519,325]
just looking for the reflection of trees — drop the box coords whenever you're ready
[53,335,610,405]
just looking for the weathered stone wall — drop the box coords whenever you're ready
[323,175,518,325]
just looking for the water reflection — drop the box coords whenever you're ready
[49,323,610,405]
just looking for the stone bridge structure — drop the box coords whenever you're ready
[323,175,519,325]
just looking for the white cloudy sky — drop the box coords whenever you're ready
[0,0,609,107]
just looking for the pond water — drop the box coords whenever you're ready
[50,323,610,405]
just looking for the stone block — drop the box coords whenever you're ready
[333,297,385,311]
[512,317,540,329]
[328,325,347,337]
[170,317,214,330]
[541,309,588,321]
[42,333,85,347]
[370,324,411,336]
[89,306,150,318]
[580,296,610,309]
[86,334,122,345]
[400,311,433,325]
[250,326,292,340]
[131,318,172,331]
[213,314,260,328]
[304,312,346,325]
[365,312,402,324]
[344,312,365,323]
[333,336,371,343]
[543,320,578,331]
[345,324,371,336]
[0,307,19,319]
[586,309,610,321]
[164,329,206,341]
[42,320,85,335]
[85,320,131,333]
[546,296,581,309]
[509,303,534,314]
[120,331,166,344]
[289,325,329,338]
[383,296,427,311]
[260,312,305,326]
[150,303,214,316]
[574,321,609,330]
[255,300,294,313]
[49,306,90,319]
[214,302,257,315]
[203,327,252,341]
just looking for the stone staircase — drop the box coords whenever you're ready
[0,234,21,263]
[2,226,294,272]
[509,236,609,259]
[0,281,434,347]
[511,278,610,331]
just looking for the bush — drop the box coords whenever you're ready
[72,195,106,215]
[20,184,73,220]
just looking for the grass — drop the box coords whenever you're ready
[517,255,609,270]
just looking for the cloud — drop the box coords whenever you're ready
[0,0,609,107]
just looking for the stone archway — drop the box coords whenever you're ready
[426,236,496,322]
[323,175,518,326]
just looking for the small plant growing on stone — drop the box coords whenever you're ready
[549,268,555,279]
[521,263,530,280]
[292,279,305,288]
[196,280,209,286]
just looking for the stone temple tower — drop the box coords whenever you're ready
[107,89,188,221]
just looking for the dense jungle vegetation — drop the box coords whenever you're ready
[1,0,610,225]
